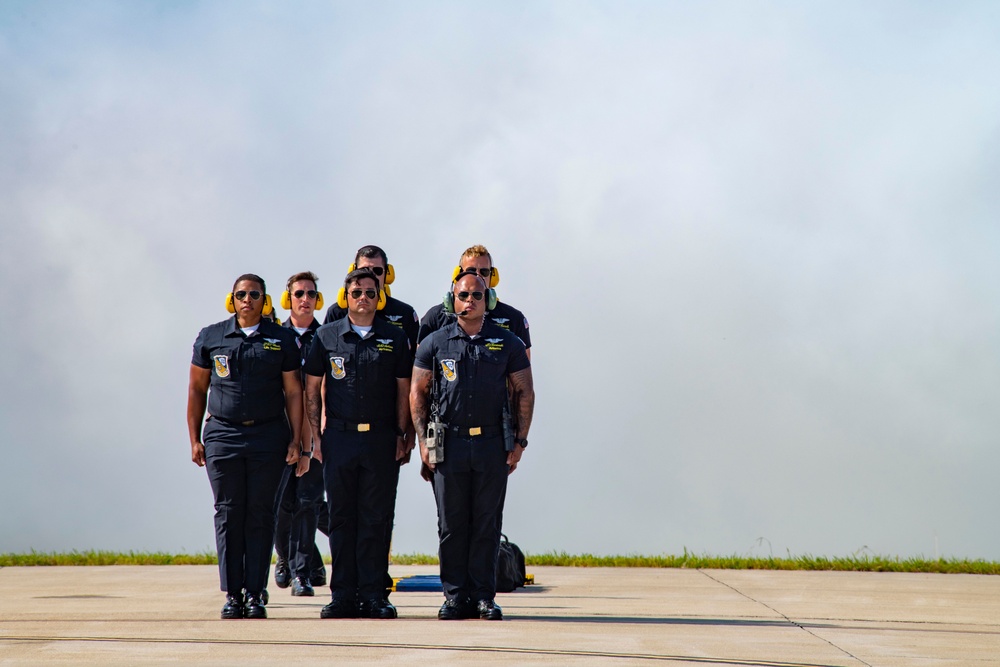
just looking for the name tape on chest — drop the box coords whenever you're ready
[485,337,504,352]
[263,337,282,351]
[376,338,395,353]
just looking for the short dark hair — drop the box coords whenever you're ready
[343,268,379,292]
[354,245,387,266]
[233,273,266,294]
[286,271,318,291]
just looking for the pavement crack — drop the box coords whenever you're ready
[697,570,873,667]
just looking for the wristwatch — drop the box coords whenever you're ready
[514,437,528,448]
[300,448,313,459]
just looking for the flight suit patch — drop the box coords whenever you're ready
[330,356,346,380]
[376,338,394,353]
[485,337,504,352]
[263,337,282,351]
[213,355,230,378]
[441,359,457,382]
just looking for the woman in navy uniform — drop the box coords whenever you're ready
[187,273,308,619]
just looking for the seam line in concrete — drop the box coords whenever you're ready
[0,635,839,666]
[697,569,872,667]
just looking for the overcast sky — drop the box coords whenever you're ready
[2,1,999,561]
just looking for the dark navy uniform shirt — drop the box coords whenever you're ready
[283,317,320,386]
[192,317,299,424]
[324,295,419,354]
[304,316,411,427]
[417,300,531,350]
[414,320,530,428]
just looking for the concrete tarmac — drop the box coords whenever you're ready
[1,565,998,666]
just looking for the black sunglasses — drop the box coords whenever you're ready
[362,266,385,276]
[456,291,484,302]
[293,289,318,299]
[349,288,379,300]
[234,290,262,301]
[462,267,492,278]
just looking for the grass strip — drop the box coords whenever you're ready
[3,550,998,574]
[0,550,217,566]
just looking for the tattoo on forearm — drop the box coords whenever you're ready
[307,391,322,440]
[410,368,432,436]
[509,368,535,437]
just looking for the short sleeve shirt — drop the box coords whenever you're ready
[283,318,320,386]
[324,295,419,354]
[304,316,411,426]
[413,320,530,427]
[192,317,299,423]
[417,300,531,349]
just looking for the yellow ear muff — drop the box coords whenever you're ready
[226,293,273,315]
[384,284,392,298]
[451,265,500,288]
[384,264,395,285]
[281,290,324,310]
[337,287,385,310]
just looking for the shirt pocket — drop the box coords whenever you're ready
[245,340,285,377]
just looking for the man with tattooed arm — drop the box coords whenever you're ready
[410,269,535,621]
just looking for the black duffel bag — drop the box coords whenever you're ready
[495,533,527,592]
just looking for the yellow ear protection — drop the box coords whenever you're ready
[337,283,387,310]
[225,293,274,316]
[442,273,497,313]
[280,289,324,311]
[348,262,395,285]
[451,265,499,288]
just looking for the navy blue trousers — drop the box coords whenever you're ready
[322,429,399,601]
[274,461,327,578]
[432,433,508,602]
[203,417,288,594]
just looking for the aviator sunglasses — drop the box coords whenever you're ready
[234,290,262,301]
[293,289,319,299]
[349,288,379,300]
[456,291,485,302]
[462,267,492,278]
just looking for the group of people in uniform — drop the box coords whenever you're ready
[186,245,535,621]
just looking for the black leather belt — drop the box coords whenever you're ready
[446,424,502,437]
[327,418,392,433]
[213,414,284,428]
